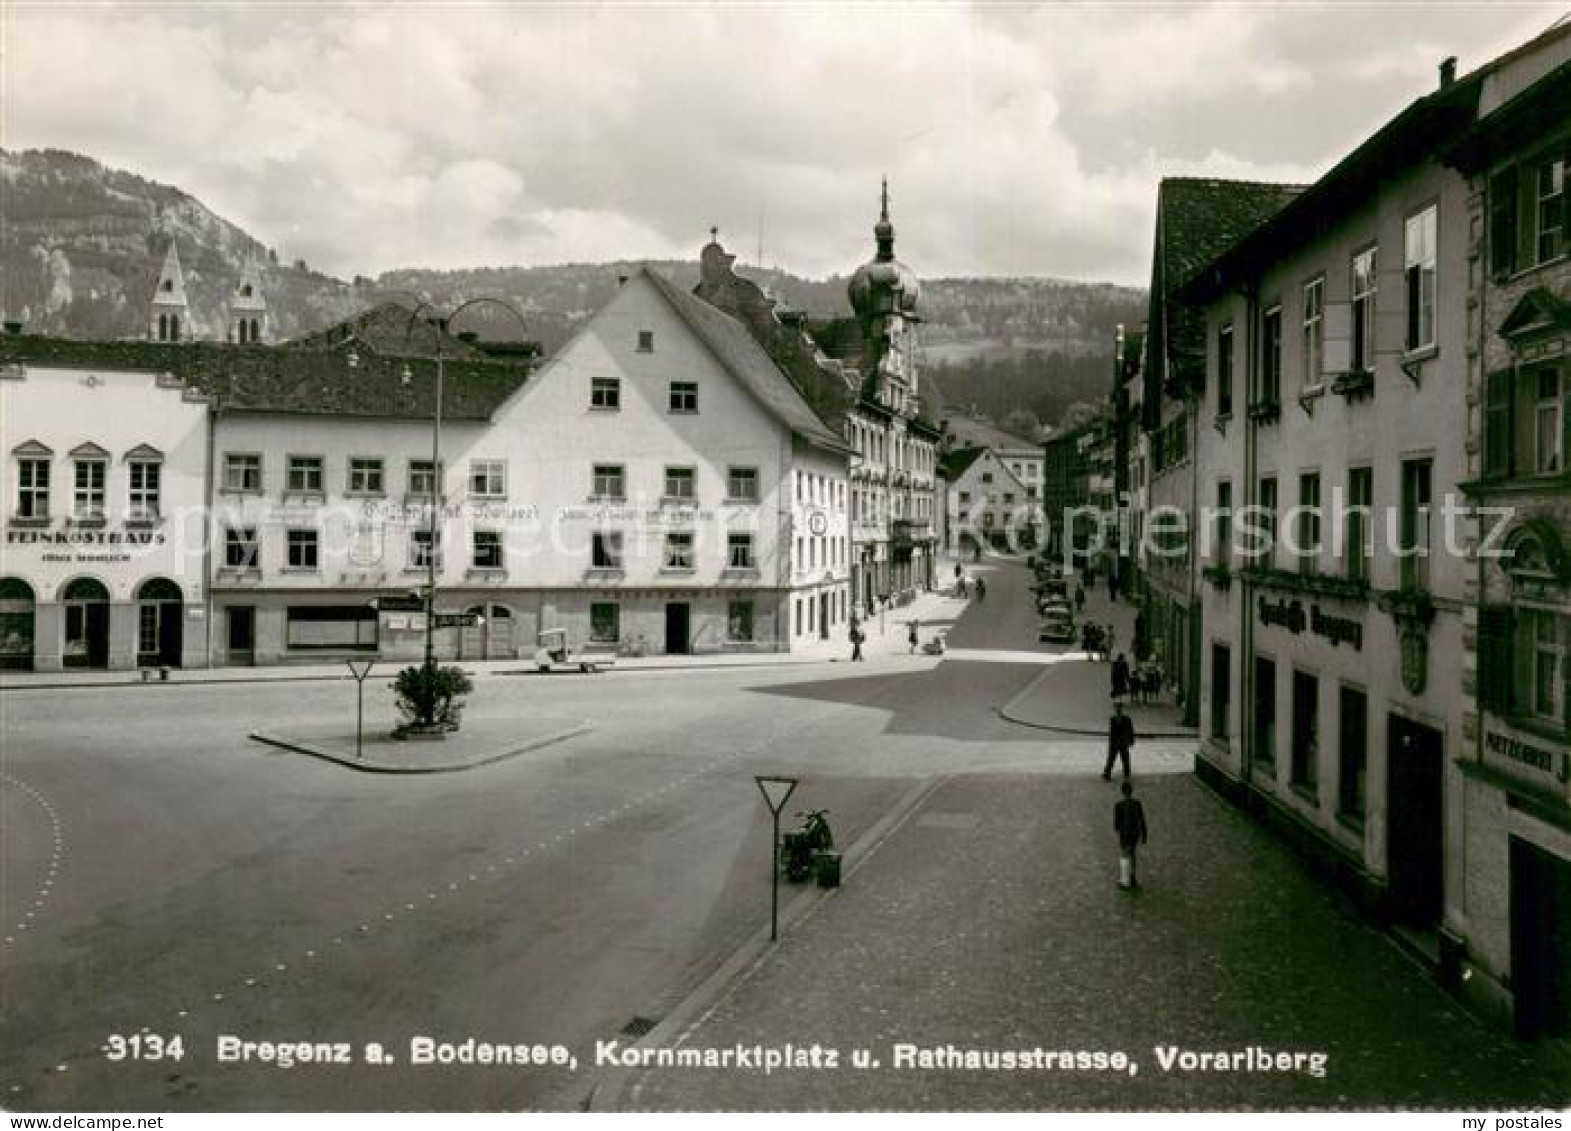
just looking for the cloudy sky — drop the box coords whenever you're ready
[4,1,1564,285]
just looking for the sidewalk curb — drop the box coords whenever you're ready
[1,673,355,693]
[247,722,593,774]
[995,660,1199,740]
[582,773,951,1112]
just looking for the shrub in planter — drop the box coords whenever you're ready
[393,664,473,732]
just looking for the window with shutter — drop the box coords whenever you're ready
[1490,166,1518,279]
[1484,369,1515,479]
[1477,605,1514,714]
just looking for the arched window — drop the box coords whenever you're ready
[170,315,180,342]
[62,577,109,602]
[136,577,183,602]
[158,314,168,341]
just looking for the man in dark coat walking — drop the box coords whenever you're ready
[1102,701,1136,780]
[1114,781,1149,889]
[849,617,865,662]
[1111,652,1131,701]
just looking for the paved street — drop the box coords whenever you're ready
[1,557,1564,1111]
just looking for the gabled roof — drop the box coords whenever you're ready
[1148,178,1304,406]
[0,335,530,421]
[938,445,987,480]
[643,268,849,453]
[285,301,489,360]
[944,413,1042,452]
[1498,286,1571,341]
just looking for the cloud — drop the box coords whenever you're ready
[4,1,1564,286]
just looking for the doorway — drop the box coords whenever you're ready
[62,577,110,669]
[665,602,690,655]
[1386,715,1444,927]
[461,603,514,660]
[818,592,830,640]
[227,606,256,666]
[1510,836,1571,1041]
[136,578,183,667]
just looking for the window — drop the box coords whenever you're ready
[669,381,698,413]
[664,466,695,501]
[663,531,694,570]
[727,532,755,569]
[348,458,384,495]
[981,471,993,484]
[16,458,49,519]
[1399,458,1432,590]
[128,460,161,517]
[408,460,438,498]
[286,529,319,570]
[469,460,506,499]
[1003,492,1015,505]
[1301,276,1325,388]
[1345,467,1373,583]
[727,600,755,642]
[1257,476,1278,565]
[1535,368,1562,474]
[1351,247,1377,372]
[472,530,503,570]
[959,491,971,506]
[1259,306,1283,406]
[592,464,625,500]
[224,453,262,493]
[1526,609,1565,721]
[1404,205,1437,352]
[285,605,376,650]
[1338,685,1367,820]
[590,602,620,644]
[409,528,441,570]
[1217,323,1234,417]
[1215,481,1232,567]
[591,376,621,410]
[1211,643,1231,741]
[287,456,324,494]
[1537,157,1566,264]
[637,330,654,353]
[1291,670,1319,795]
[727,466,759,502]
[225,526,259,569]
[1297,472,1321,574]
[591,530,623,569]
[1254,656,1277,766]
[73,457,106,519]
[1485,368,1515,479]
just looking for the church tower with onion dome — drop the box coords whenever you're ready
[847,178,922,415]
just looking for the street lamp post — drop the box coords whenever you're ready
[395,296,530,727]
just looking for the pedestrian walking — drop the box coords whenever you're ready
[1102,701,1136,780]
[1111,652,1130,701]
[1074,579,1085,613]
[849,617,865,662]
[976,576,987,602]
[1105,624,1118,663]
[908,619,920,654]
[1108,567,1120,603]
[1114,781,1149,889]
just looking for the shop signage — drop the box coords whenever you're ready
[7,528,167,546]
[557,505,715,525]
[1257,596,1363,650]
[1484,729,1570,783]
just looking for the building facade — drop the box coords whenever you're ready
[1184,31,1571,1038]
[1447,53,1571,1041]
[940,446,1034,554]
[1,358,212,671]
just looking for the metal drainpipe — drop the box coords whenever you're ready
[1240,280,1261,791]
[203,396,219,668]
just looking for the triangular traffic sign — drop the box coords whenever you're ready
[754,775,799,816]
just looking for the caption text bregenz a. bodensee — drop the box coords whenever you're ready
[202,1034,1334,1078]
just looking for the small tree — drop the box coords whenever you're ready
[392,664,473,733]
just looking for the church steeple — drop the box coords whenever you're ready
[149,242,189,343]
[874,177,896,262]
[229,256,267,344]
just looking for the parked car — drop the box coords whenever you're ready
[1039,607,1076,643]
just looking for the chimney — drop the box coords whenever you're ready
[1439,56,1457,88]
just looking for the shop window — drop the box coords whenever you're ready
[728,600,755,642]
[1291,670,1319,795]
[1338,685,1368,821]
[1210,643,1230,741]
[285,605,376,650]
[590,602,620,644]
